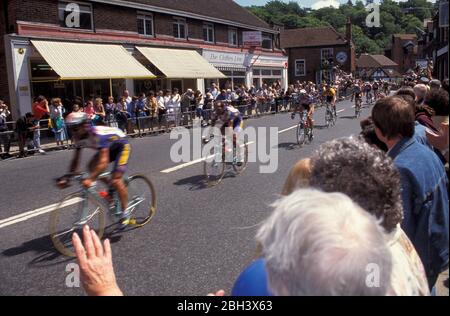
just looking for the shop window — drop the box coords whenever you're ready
[203,23,215,43]
[31,61,58,79]
[321,48,334,64]
[261,69,271,76]
[137,13,154,36]
[173,18,187,39]
[253,69,261,76]
[272,69,282,76]
[58,1,93,30]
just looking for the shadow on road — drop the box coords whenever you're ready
[173,172,238,190]
[339,116,357,120]
[277,142,300,150]
[2,226,126,268]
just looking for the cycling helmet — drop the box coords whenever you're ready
[65,112,88,127]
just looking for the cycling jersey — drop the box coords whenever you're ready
[323,88,336,97]
[76,126,130,173]
[219,106,244,133]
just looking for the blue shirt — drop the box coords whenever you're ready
[389,137,449,284]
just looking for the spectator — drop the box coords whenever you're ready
[15,113,34,158]
[123,90,132,107]
[360,117,388,152]
[308,137,430,295]
[255,189,393,296]
[372,96,449,290]
[171,89,182,124]
[180,89,194,114]
[413,84,428,106]
[84,101,95,120]
[31,95,49,154]
[215,90,229,102]
[93,98,106,125]
[430,79,442,91]
[156,90,166,124]
[146,91,158,123]
[442,79,449,92]
[194,90,205,125]
[104,97,117,124]
[49,98,67,148]
[115,97,129,133]
[281,158,312,195]
[0,100,11,158]
[208,82,219,100]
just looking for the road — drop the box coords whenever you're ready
[0,99,421,296]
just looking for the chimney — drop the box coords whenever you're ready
[346,17,352,43]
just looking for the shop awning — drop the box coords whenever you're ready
[136,47,225,79]
[214,65,247,72]
[31,40,155,80]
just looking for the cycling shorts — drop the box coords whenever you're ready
[109,142,131,174]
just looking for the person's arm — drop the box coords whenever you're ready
[72,225,123,296]
[398,169,416,239]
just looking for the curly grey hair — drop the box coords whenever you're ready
[310,136,403,233]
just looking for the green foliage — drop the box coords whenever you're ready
[246,0,436,54]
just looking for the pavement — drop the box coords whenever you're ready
[0,98,448,296]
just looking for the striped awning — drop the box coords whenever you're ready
[31,40,155,80]
[214,65,247,72]
[136,47,225,79]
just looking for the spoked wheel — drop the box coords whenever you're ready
[297,122,306,145]
[126,175,157,227]
[233,143,248,175]
[203,144,225,187]
[49,193,106,257]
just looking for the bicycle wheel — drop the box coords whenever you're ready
[126,175,157,227]
[49,192,106,257]
[203,144,225,186]
[233,143,248,175]
[297,122,306,145]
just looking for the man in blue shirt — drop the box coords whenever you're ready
[372,96,449,290]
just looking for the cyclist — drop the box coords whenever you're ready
[207,102,244,164]
[364,82,373,104]
[372,80,380,101]
[323,83,337,117]
[353,81,363,108]
[291,89,315,131]
[57,112,132,226]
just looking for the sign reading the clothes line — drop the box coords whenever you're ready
[243,31,262,47]
[202,50,246,66]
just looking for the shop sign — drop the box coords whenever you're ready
[243,31,262,47]
[203,50,246,66]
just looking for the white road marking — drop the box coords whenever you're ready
[0,197,82,229]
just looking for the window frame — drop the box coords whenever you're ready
[321,48,334,63]
[137,12,154,37]
[58,0,94,31]
[173,18,187,40]
[228,27,238,47]
[295,59,306,77]
[261,33,273,50]
[203,23,215,43]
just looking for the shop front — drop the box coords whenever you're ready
[249,55,288,90]
[5,37,156,118]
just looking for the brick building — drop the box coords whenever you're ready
[385,34,419,75]
[0,0,287,119]
[281,19,355,84]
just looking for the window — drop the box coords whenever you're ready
[295,59,306,76]
[321,48,334,64]
[203,23,215,43]
[173,18,187,39]
[137,13,154,36]
[229,28,238,46]
[262,33,273,50]
[58,1,93,30]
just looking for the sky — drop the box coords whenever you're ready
[234,0,436,10]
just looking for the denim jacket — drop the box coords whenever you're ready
[389,137,449,284]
